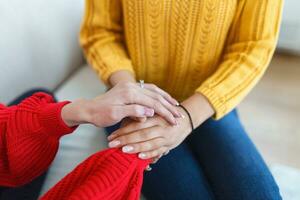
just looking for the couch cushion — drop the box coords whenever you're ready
[0,0,84,103]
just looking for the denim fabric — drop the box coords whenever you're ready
[106,110,282,200]
[0,88,54,200]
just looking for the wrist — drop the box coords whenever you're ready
[109,70,136,86]
[61,99,91,127]
[176,106,193,135]
[181,93,215,128]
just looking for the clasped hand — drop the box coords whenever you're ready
[108,110,192,162]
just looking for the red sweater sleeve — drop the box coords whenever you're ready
[0,92,77,187]
[41,148,150,200]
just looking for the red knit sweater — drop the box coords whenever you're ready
[0,93,150,200]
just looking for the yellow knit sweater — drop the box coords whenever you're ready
[80,0,283,119]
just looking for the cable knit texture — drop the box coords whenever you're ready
[41,148,150,200]
[1,93,150,200]
[0,93,75,187]
[80,0,283,119]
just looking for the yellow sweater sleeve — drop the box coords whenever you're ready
[196,0,283,119]
[79,0,135,84]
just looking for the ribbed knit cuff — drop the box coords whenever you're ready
[39,101,77,138]
[195,86,227,120]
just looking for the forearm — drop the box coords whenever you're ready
[61,99,91,127]
[109,70,136,87]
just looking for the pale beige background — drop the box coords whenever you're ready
[239,53,300,169]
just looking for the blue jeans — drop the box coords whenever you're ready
[106,110,281,200]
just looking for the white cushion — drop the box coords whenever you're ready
[0,0,84,103]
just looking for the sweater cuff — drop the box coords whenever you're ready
[39,101,77,137]
[195,86,227,120]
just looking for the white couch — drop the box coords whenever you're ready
[0,0,111,196]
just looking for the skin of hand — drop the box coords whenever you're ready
[107,93,215,161]
[107,113,191,160]
[109,70,183,124]
[61,82,181,127]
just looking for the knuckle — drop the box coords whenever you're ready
[153,101,162,110]
[107,107,118,121]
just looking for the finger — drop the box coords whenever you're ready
[108,127,162,147]
[118,105,154,119]
[151,155,162,164]
[163,150,170,156]
[108,120,156,141]
[121,137,166,154]
[130,116,147,123]
[138,147,169,160]
[120,118,132,127]
[142,88,181,118]
[144,83,179,106]
[145,165,152,171]
[132,93,178,125]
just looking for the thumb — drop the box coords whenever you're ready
[119,105,154,119]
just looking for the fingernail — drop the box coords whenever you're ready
[145,165,152,171]
[108,140,120,148]
[180,114,185,118]
[122,145,134,153]
[144,108,154,117]
[107,135,114,140]
[138,153,147,159]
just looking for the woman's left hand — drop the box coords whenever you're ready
[107,108,192,160]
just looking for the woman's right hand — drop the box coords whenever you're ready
[61,82,181,127]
